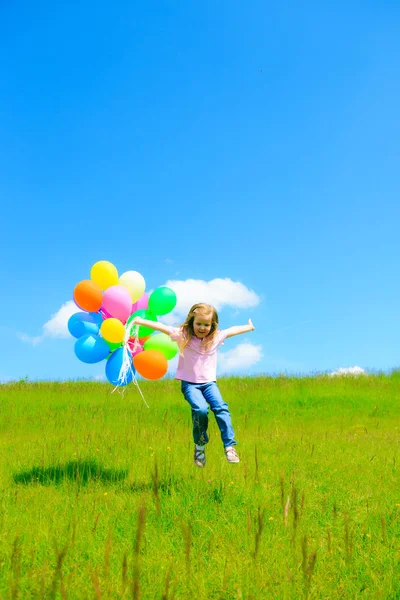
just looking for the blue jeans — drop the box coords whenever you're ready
[181,381,237,448]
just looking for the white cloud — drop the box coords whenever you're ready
[218,342,263,373]
[162,278,260,324]
[330,366,366,377]
[17,333,43,346]
[43,301,80,338]
[18,300,79,345]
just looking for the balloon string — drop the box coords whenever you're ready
[130,371,149,408]
[111,322,149,408]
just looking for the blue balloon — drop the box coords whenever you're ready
[89,311,104,326]
[105,347,135,386]
[68,312,100,339]
[74,334,110,364]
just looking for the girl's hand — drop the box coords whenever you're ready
[225,320,255,339]
[131,317,142,325]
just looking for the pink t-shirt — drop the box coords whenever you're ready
[168,327,228,383]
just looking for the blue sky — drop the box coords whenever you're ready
[1,0,399,382]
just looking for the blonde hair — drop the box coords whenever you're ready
[179,303,219,354]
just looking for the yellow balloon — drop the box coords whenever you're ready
[100,318,125,344]
[119,270,146,302]
[90,261,119,290]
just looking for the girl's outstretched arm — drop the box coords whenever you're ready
[225,319,255,339]
[130,316,171,336]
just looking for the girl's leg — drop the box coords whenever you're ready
[181,381,209,446]
[202,382,236,448]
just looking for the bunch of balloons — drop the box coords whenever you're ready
[68,261,179,386]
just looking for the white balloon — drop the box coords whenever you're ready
[119,271,146,302]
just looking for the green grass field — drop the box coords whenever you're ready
[1,373,400,599]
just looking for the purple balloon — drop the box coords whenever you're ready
[100,307,113,319]
[131,292,149,314]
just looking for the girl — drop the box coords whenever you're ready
[131,303,255,468]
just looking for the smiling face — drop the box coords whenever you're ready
[193,312,213,339]
[182,303,219,349]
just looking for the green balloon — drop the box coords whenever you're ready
[126,309,158,338]
[148,286,177,316]
[144,333,179,360]
[106,340,122,352]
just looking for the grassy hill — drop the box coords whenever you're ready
[1,373,400,598]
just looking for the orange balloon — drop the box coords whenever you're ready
[73,280,103,312]
[134,350,168,380]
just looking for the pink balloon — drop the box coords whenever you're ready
[100,307,112,319]
[131,292,149,314]
[127,339,143,357]
[102,285,132,323]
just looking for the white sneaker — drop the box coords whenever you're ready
[225,446,240,463]
[194,445,206,468]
